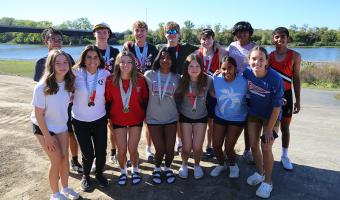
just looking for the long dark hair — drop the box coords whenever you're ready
[175,53,208,102]
[152,47,177,74]
[112,51,139,86]
[43,49,75,95]
[73,45,105,70]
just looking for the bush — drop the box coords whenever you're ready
[301,62,340,88]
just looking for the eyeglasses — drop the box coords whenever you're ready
[166,29,178,35]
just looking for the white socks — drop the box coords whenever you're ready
[282,148,288,158]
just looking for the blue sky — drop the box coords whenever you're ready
[1,0,339,31]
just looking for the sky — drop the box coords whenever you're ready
[1,0,339,32]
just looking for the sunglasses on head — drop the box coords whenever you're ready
[166,29,178,35]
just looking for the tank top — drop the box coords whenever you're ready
[269,49,293,90]
[197,47,220,75]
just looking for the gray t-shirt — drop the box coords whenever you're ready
[178,76,214,119]
[144,70,180,124]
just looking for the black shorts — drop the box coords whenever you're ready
[206,93,216,118]
[214,116,245,127]
[112,122,143,129]
[32,123,56,136]
[179,113,208,123]
[282,90,293,118]
[67,102,74,133]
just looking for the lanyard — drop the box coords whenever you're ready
[203,50,214,75]
[157,70,171,102]
[189,84,198,112]
[84,69,99,107]
[119,79,132,113]
[134,42,148,70]
[167,44,180,59]
[104,46,111,65]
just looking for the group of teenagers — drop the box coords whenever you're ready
[31,20,301,200]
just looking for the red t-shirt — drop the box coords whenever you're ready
[105,74,149,126]
[269,49,293,91]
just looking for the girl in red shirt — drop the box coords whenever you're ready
[105,51,148,185]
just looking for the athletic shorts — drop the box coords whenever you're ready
[32,123,56,136]
[282,90,293,118]
[179,113,208,124]
[112,122,143,129]
[248,115,280,129]
[214,116,245,127]
[206,93,216,118]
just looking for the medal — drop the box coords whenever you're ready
[119,79,132,114]
[157,70,172,103]
[189,84,197,112]
[84,69,98,107]
[135,42,148,72]
[123,107,130,113]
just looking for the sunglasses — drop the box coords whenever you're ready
[166,29,178,35]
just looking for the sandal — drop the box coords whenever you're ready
[152,171,162,184]
[164,170,176,184]
[118,174,127,186]
[131,172,142,185]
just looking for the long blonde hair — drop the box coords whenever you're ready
[112,51,139,86]
[43,49,75,95]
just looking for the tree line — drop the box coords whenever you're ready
[1,17,340,47]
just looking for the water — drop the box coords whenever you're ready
[0,44,340,62]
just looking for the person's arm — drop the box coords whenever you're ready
[292,51,301,114]
[33,59,44,82]
[105,76,114,116]
[123,41,134,51]
[262,106,281,144]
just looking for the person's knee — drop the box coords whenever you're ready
[261,143,273,153]
[192,144,202,153]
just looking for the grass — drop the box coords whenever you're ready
[0,60,35,77]
[335,93,340,101]
[300,61,340,89]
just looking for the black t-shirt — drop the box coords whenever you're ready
[126,43,158,73]
[99,46,120,73]
[33,53,75,82]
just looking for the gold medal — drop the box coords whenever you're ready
[123,107,130,113]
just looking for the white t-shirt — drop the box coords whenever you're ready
[72,68,110,122]
[31,81,71,133]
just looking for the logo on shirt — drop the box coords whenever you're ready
[248,81,270,97]
[98,79,104,85]
[218,88,241,113]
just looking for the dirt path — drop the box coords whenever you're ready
[0,74,339,200]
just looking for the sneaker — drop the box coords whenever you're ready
[63,188,79,200]
[178,165,188,179]
[109,154,118,165]
[96,174,109,188]
[91,163,96,173]
[194,165,204,179]
[50,193,68,200]
[71,160,83,174]
[80,176,92,192]
[210,165,225,177]
[205,147,214,159]
[281,156,293,171]
[229,164,239,179]
[243,150,254,164]
[256,182,273,199]
[247,172,265,186]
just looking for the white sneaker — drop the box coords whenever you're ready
[178,165,188,179]
[247,172,265,186]
[229,164,239,179]
[210,165,225,177]
[50,193,68,200]
[63,188,80,200]
[281,156,293,170]
[256,182,273,199]
[194,165,204,179]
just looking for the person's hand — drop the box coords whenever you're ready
[293,101,300,114]
[262,129,274,144]
[44,134,57,152]
[123,41,134,50]
[213,69,221,77]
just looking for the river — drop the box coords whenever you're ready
[0,44,340,62]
